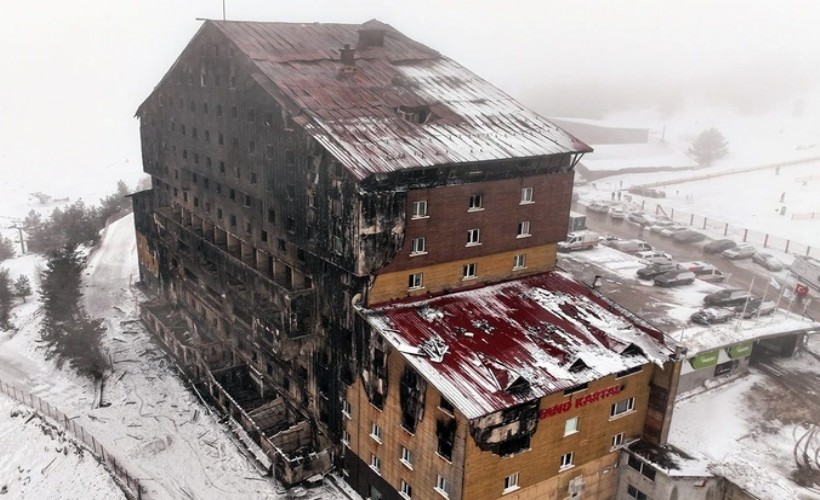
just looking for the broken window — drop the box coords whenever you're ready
[436,419,456,460]
[400,367,427,433]
[396,105,433,124]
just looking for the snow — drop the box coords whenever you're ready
[0,396,127,499]
[581,142,697,172]
[668,353,820,500]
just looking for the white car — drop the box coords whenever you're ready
[658,225,687,237]
[636,250,673,265]
[649,220,676,233]
[609,206,626,219]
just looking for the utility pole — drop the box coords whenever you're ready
[9,224,27,255]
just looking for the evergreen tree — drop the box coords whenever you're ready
[689,127,729,166]
[13,275,31,300]
[0,236,15,261]
[0,268,12,328]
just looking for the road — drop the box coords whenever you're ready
[578,206,820,320]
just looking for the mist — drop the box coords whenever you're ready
[2,0,819,179]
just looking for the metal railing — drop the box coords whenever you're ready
[0,379,144,499]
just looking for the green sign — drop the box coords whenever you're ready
[727,341,753,359]
[689,350,719,370]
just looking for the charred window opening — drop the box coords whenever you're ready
[470,400,539,457]
[399,367,427,433]
[569,358,588,373]
[621,343,645,357]
[616,365,643,379]
[373,348,386,378]
[436,419,456,460]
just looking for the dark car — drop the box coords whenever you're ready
[654,270,696,287]
[752,252,784,271]
[672,230,707,244]
[636,262,679,280]
[703,239,737,254]
[703,289,754,307]
[734,298,776,318]
[690,307,735,325]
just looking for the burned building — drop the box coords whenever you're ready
[132,18,674,496]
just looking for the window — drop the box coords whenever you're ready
[408,273,423,289]
[513,253,527,270]
[468,193,483,211]
[628,455,656,480]
[370,422,383,443]
[611,397,636,418]
[370,454,381,474]
[466,228,480,246]
[267,209,276,224]
[400,480,413,499]
[612,432,624,449]
[249,140,256,153]
[370,486,383,500]
[560,452,574,470]
[400,446,413,468]
[520,187,534,204]
[410,237,426,255]
[341,430,350,446]
[435,475,449,498]
[627,485,648,500]
[564,416,579,436]
[517,221,531,238]
[412,200,428,218]
[503,473,520,493]
[244,194,251,207]
[230,215,236,227]
[463,263,477,280]
[439,397,454,414]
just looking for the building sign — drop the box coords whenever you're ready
[689,350,719,370]
[539,384,623,419]
[727,341,753,359]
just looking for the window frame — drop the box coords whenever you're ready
[513,253,527,270]
[502,472,520,494]
[370,454,381,475]
[411,200,428,219]
[517,220,531,238]
[370,422,383,443]
[564,416,579,436]
[610,397,636,418]
[520,187,534,204]
[341,398,351,418]
[466,228,481,246]
[611,432,625,449]
[627,485,648,500]
[462,263,477,280]
[400,479,413,499]
[400,446,414,469]
[408,272,424,290]
[410,237,427,256]
[435,475,449,498]
[468,193,484,212]
[559,451,574,470]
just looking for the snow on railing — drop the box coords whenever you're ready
[0,378,146,500]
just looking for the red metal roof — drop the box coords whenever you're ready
[360,272,672,420]
[212,20,592,181]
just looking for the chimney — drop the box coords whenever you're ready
[340,44,355,66]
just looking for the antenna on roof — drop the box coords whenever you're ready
[222,0,226,21]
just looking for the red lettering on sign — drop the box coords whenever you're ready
[543,384,623,418]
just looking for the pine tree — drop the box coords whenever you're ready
[0,268,12,328]
[689,127,729,166]
[13,275,31,300]
[0,236,15,261]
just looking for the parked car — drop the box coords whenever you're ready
[752,252,783,271]
[586,201,610,214]
[654,270,696,287]
[722,244,756,260]
[607,239,652,254]
[628,186,667,198]
[678,261,727,283]
[649,220,676,233]
[734,298,776,318]
[636,250,673,265]
[637,262,679,280]
[609,206,626,219]
[658,225,688,237]
[627,212,654,227]
[672,230,707,243]
[703,239,737,254]
[703,289,754,307]
[558,230,601,252]
[690,307,735,325]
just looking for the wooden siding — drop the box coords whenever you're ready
[367,244,557,306]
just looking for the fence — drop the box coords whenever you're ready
[653,204,818,259]
[0,379,145,500]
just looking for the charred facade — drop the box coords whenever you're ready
[133,18,604,494]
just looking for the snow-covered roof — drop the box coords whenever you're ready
[360,272,674,420]
[580,142,697,172]
[206,20,591,181]
[671,314,820,355]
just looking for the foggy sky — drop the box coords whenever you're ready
[2,0,819,181]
